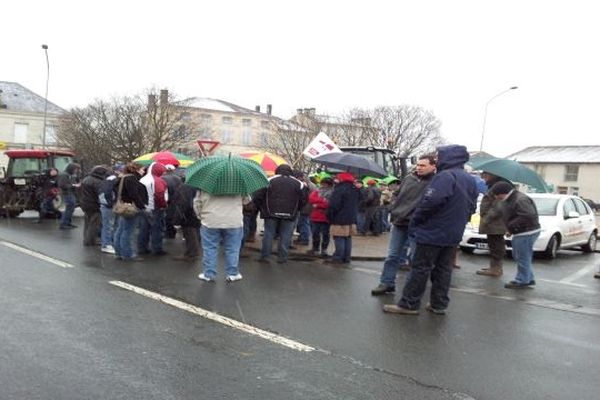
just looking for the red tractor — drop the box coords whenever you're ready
[0,149,76,218]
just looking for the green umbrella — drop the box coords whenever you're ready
[185,155,268,195]
[381,175,400,185]
[470,157,549,193]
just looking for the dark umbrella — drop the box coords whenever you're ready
[470,157,549,193]
[311,153,387,178]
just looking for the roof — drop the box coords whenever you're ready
[506,146,600,163]
[0,81,65,114]
[5,149,75,158]
[182,97,265,116]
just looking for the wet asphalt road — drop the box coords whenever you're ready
[1,213,599,400]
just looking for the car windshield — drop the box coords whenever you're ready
[532,198,559,216]
[8,158,42,177]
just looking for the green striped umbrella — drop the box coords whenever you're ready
[185,155,269,195]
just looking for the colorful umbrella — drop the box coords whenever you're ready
[133,151,196,168]
[185,155,269,195]
[239,151,288,177]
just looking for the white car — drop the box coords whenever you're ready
[460,193,598,259]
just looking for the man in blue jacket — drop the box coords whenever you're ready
[383,145,478,315]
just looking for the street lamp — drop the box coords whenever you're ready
[41,44,49,149]
[479,86,518,152]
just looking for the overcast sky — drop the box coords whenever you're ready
[3,0,598,156]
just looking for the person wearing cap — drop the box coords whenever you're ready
[491,182,541,289]
[383,145,478,315]
[475,173,515,277]
[307,177,334,257]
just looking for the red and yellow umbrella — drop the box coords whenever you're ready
[239,152,288,177]
[133,151,196,168]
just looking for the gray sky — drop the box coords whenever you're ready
[3,0,598,156]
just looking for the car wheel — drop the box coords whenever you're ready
[582,232,597,253]
[543,234,560,259]
[459,246,475,254]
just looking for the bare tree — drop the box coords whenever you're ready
[57,88,195,166]
[340,105,444,157]
[258,118,316,172]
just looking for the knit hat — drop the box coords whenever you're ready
[491,181,514,195]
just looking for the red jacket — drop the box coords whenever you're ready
[309,189,329,223]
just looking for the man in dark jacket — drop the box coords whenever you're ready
[162,164,183,239]
[492,182,541,289]
[476,172,514,277]
[171,184,201,261]
[383,145,478,315]
[80,165,110,246]
[253,164,306,264]
[371,155,436,295]
[57,162,81,229]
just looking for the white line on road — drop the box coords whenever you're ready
[0,241,74,268]
[560,264,598,284]
[538,279,589,288]
[109,280,316,352]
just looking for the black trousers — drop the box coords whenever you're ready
[83,210,101,246]
[398,244,454,310]
[487,234,506,268]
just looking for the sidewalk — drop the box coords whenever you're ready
[244,232,389,261]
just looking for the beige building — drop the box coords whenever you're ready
[508,146,600,202]
[0,81,65,167]
[174,97,278,156]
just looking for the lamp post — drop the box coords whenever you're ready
[479,86,518,152]
[41,44,50,149]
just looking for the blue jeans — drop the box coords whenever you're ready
[297,214,311,244]
[311,222,330,253]
[398,244,454,311]
[200,225,243,278]
[511,231,540,284]
[356,212,366,234]
[137,209,165,254]
[113,214,137,259]
[100,205,115,248]
[59,193,76,226]
[379,225,411,286]
[333,236,352,262]
[261,218,296,261]
[380,207,391,231]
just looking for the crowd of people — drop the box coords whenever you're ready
[22,143,600,314]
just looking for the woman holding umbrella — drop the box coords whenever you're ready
[326,172,360,264]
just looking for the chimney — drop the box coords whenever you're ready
[296,108,303,115]
[266,104,272,115]
[255,105,261,112]
[160,89,169,107]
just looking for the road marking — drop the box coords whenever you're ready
[109,280,316,352]
[538,279,589,288]
[0,241,74,268]
[560,264,598,284]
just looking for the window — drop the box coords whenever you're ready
[260,131,269,146]
[241,130,252,145]
[533,164,546,179]
[532,198,559,216]
[242,118,252,127]
[14,123,28,143]
[564,165,579,181]
[221,129,232,144]
[200,113,212,120]
[8,158,40,176]
[563,199,577,218]
[260,120,270,128]
[181,112,192,122]
[573,198,590,215]
[222,116,233,125]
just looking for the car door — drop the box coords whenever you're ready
[573,197,596,244]
[560,198,582,246]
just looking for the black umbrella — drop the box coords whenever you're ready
[311,152,387,177]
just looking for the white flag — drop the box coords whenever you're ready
[302,132,342,159]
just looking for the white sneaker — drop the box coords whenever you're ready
[101,245,116,254]
[198,273,215,282]
[226,273,243,282]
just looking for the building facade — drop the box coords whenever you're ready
[508,146,600,202]
[0,81,65,167]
